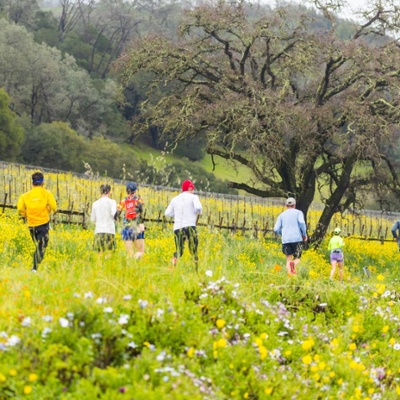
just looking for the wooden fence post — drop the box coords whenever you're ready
[253,223,258,239]
[2,193,7,213]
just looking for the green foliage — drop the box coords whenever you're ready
[20,122,138,179]
[0,19,123,138]
[21,122,85,170]
[59,32,94,71]
[173,137,207,162]
[82,136,139,179]
[0,89,24,161]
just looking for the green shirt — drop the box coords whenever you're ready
[328,235,345,252]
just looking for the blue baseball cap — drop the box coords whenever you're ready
[126,182,137,192]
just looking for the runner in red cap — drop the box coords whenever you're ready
[165,180,202,270]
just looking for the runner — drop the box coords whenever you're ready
[116,182,145,259]
[90,184,117,253]
[165,180,202,270]
[273,197,307,276]
[391,220,400,252]
[328,227,345,282]
[17,172,57,272]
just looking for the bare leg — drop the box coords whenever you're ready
[134,239,145,259]
[330,261,337,280]
[337,261,344,282]
[124,241,135,258]
[286,255,296,275]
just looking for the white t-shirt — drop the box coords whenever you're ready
[165,192,202,230]
[90,196,117,234]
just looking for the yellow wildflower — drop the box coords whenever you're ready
[24,386,32,395]
[216,319,226,329]
[187,347,195,358]
[264,387,273,395]
[217,338,227,348]
[349,343,357,351]
[302,338,315,350]
[302,354,312,365]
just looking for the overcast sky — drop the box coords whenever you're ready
[262,0,377,21]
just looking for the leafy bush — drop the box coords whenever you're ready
[20,122,139,179]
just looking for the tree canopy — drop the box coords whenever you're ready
[114,0,400,244]
[0,18,119,136]
[0,89,24,161]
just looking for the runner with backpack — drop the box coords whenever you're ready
[116,182,145,259]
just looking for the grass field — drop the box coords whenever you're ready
[1,204,400,399]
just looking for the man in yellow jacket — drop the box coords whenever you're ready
[17,172,57,272]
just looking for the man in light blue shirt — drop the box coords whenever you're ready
[391,220,400,252]
[274,197,308,275]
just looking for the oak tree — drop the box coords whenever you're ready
[115,0,400,243]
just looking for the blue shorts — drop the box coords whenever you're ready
[121,227,145,241]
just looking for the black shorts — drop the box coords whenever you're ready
[282,242,303,259]
[94,233,116,252]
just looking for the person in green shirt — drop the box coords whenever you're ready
[328,227,345,282]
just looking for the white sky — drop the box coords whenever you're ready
[262,0,395,21]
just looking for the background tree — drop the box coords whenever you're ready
[58,0,94,42]
[114,0,400,244]
[0,19,123,137]
[0,0,40,27]
[84,0,142,78]
[20,121,139,177]
[0,89,24,161]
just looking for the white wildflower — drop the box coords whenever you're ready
[21,317,31,327]
[118,314,129,325]
[59,317,69,328]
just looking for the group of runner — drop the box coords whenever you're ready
[17,172,202,272]
[16,171,400,277]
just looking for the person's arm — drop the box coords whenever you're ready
[115,200,124,220]
[48,191,57,213]
[298,212,307,241]
[392,221,400,239]
[90,204,96,223]
[193,196,202,215]
[273,216,282,235]
[165,200,174,218]
[111,200,117,219]
[136,199,144,215]
[17,195,26,217]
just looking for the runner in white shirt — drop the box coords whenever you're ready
[90,184,117,252]
[165,180,202,269]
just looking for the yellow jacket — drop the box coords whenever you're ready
[17,186,57,227]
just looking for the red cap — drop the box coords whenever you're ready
[182,180,195,191]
